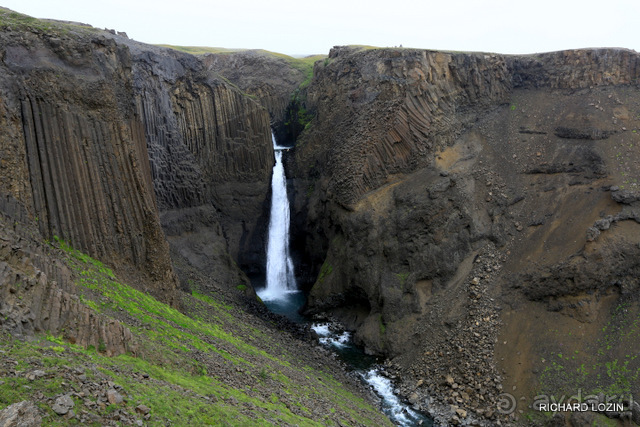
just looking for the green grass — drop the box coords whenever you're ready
[11,237,392,425]
[0,8,97,36]
[155,45,240,55]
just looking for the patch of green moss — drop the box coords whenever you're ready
[317,260,333,285]
[395,272,409,285]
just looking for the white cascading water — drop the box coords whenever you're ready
[258,134,297,301]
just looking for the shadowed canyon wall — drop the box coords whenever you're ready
[127,42,274,284]
[202,51,315,144]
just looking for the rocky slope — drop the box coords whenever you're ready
[288,46,640,425]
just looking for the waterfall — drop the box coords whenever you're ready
[258,133,297,302]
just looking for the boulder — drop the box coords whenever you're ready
[0,401,42,426]
[51,394,74,416]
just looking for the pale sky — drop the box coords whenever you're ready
[3,0,639,56]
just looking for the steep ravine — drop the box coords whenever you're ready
[0,11,394,426]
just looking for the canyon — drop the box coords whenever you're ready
[1,7,640,426]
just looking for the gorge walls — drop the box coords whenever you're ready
[128,42,274,284]
[286,45,640,424]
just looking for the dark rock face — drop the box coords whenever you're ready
[0,30,177,304]
[0,25,274,305]
[289,46,640,422]
[296,48,512,207]
[202,51,314,143]
[128,44,274,281]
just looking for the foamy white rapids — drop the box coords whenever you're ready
[258,134,297,302]
[311,323,351,348]
[361,369,422,426]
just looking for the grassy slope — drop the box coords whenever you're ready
[0,237,391,426]
[0,8,98,35]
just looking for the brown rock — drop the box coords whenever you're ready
[135,404,150,415]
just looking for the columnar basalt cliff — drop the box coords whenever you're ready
[202,51,307,125]
[202,50,322,144]
[0,13,396,427]
[127,42,274,283]
[0,16,273,337]
[0,28,178,305]
[289,46,640,425]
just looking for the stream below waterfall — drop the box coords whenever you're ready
[257,133,434,426]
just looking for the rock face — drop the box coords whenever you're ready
[128,43,274,282]
[0,27,177,304]
[202,50,318,143]
[289,46,640,422]
[0,400,42,426]
[0,14,273,344]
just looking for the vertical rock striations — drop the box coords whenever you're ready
[0,30,177,304]
[0,19,274,310]
[202,50,319,142]
[129,43,273,281]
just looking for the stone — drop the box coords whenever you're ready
[107,389,123,405]
[456,408,468,418]
[0,400,42,426]
[445,375,455,385]
[51,394,74,415]
[612,190,640,204]
[409,393,419,405]
[631,400,640,425]
[27,370,45,381]
[594,218,612,230]
[135,404,150,415]
[586,227,600,241]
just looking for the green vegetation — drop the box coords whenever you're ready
[0,237,391,425]
[0,8,97,36]
[395,272,409,285]
[155,45,239,55]
[378,315,386,335]
[538,301,640,401]
[317,260,333,285]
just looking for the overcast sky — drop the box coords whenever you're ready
[4,0,639,57]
